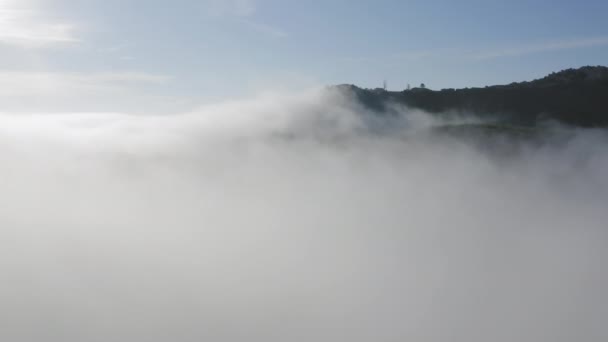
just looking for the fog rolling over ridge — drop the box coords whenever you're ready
[1,87,607,342]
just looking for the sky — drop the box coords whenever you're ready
[1,0,608,113]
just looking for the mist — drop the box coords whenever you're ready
[1,88,607,342]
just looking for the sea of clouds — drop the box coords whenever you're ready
[0,87,607,342]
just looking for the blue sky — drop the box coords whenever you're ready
[1,0,608,112]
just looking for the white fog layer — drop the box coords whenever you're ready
[0,89,607,342]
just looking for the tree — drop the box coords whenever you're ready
[420,83,426,89]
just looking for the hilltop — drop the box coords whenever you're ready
[337,66,608,127]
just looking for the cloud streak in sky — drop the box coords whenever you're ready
[207,0,256,17]
[0,0,78,47]
[351,36,608,67]
[470,36,608,60]
[206,0,287,38]
[0,71,170,97]
[0,71,177,113]
[241,19,289,38]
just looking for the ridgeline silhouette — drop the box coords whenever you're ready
[337,66,608,127]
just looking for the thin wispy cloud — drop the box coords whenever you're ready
[0,0,78,48]
[207,0,288,38]
[0,71,170,97]
[233,0,256,17]
[0,70,179,113]
[208,0,256,18]
[471,36,608,60]
[348,36,608,66]
[242,19,288,38]
[342,49,453,65]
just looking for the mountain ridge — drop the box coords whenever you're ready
[336,66,608,127]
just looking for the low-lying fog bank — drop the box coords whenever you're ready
[0,88,607,342]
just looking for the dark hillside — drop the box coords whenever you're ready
[338,66,608,127]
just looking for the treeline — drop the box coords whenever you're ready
[339,66,608,127]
